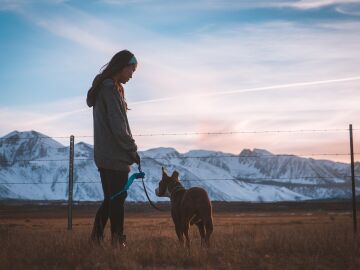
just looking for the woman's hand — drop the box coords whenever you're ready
[129,151,141,165]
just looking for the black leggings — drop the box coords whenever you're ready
[92,168,128,240]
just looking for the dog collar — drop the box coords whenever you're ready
[168,181,185,197]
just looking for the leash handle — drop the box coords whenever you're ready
[110,172,143,200]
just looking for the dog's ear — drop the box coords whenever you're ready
[171,170,179,179]
[162,166,168,176]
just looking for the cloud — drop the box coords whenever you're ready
[97,0,360,12]
[126,20,360,117]
[97,0,277,10]
[34,18,117,54]
[0,0,26,11]
[125,19,360,159]
[335,3,360,15]
[132,76,360,105]
[0,97,92,145]
[0,0,67,11]
[284,0,360,10]
[10,2,119,54]
[1,1,360,161]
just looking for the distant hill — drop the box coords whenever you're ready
[0,130,359,201]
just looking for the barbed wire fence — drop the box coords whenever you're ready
[0,125,358,232]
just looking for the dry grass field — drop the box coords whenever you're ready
[0,201,359,270]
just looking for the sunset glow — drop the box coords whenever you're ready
[1,0,359,162]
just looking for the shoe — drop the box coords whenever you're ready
[111,234,127,248]
[90,228,104,244]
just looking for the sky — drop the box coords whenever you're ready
[0,0,360,162]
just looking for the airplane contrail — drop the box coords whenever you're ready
[22,76,360,125]
[132,76,360,105]
[25,108,88,126]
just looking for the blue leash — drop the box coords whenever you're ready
[138,163,162,211]
[110,163,162,211]
[110,171,145,200]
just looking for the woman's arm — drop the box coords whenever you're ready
[101,82,138,153]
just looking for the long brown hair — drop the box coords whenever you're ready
[86,50,135,108]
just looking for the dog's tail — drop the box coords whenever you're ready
[205,218,213,235]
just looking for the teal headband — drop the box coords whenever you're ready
[128,55,137,65]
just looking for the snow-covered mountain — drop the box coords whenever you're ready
[0,130,359,202]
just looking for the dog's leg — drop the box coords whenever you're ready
[204,218,213,248]
[172,211,185,246]
[183,222,190,249]
[175,224,184,246]
[195,221,205,247]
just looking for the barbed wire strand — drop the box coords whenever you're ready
[1,175,359,185]
[0,152,359,165]
[1,128,360,142]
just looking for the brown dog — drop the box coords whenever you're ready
[155,167,213,248]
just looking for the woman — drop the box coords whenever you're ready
[86,50,140,247]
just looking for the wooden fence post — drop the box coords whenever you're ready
[68,135,74,230]
[349,124,357,235]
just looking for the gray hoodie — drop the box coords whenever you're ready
[89,78,137,171]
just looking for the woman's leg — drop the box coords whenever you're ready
[91,168,110,242]
[106,170,128,244]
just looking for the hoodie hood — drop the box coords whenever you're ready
[86,87,96,107]
[86,74,103,107]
